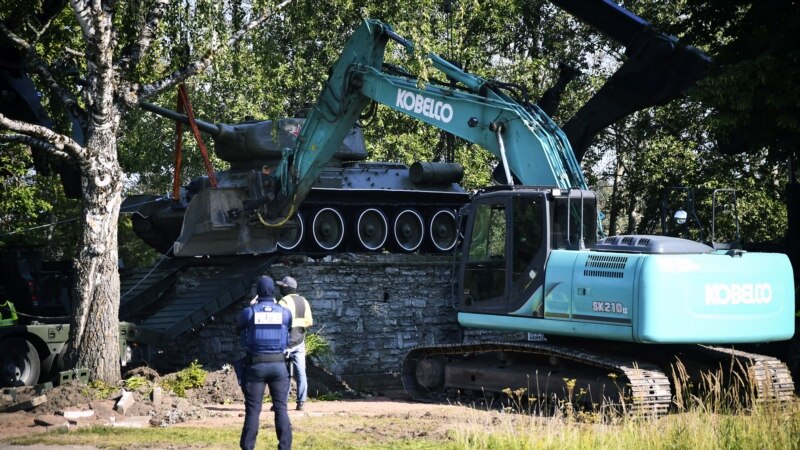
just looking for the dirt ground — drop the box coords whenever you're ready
[0,366,482,443]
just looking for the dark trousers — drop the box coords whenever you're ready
[240,361,292,450]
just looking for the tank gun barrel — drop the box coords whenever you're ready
[138,101,291,167]
[139,101,221,136]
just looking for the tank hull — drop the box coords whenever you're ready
[123,162,469,256]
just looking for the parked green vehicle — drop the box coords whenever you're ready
[0,252,135,388]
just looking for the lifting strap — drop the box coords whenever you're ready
[172,84,217,202]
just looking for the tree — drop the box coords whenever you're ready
[0,0,291,383]
[662,0,800,266]
[120,0,602,192]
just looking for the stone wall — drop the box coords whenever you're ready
[149,254,488,391]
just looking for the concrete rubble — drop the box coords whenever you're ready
[3,394,46,413]
[0,383,152,429]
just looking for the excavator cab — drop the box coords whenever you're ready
[458,187,597,317]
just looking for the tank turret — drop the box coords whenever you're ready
[138,102,368,168]
[123,103,469,256]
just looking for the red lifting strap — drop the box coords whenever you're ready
[172,90,185,201]
[172,84,218,201]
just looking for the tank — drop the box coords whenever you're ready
[122,102,469,256]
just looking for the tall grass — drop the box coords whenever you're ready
[448,404,799,450]
[450,358,800,450]
[3,356,796,450]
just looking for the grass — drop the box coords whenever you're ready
[3,358,799,450]
[2,400,798,449]
[2,415,450,450]
[448,403,800,450]
[4,426,240,450]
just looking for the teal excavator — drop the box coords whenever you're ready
[252,15,794,414]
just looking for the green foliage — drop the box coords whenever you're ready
[118,215,160,269]
[5,425,242,449]
[315,392,343,401]
[123,375,151,393]
[118,0,604,195]
[160,360,207,397]
[0,147,81,257]
[305,330,333,362]
[85,380,117,400]
[0,149,50,245]
[670,1,800,165]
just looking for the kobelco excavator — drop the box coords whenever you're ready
[244,14,794,414]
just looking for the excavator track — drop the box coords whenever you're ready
[402,341,673,416]
[696,345,795,403]
[402,341,795,417]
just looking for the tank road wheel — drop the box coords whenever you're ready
[394,209,424,252]
[0,337,41,387]
[429,209,458,252]
[356,208,389,251]
[312,208,345,251]
[277,212,304,251]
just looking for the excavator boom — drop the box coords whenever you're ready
[273,19,586,219]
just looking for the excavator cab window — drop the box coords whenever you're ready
[510,195,546,299]
[462,201,507,310]
[552,191,597,250]
[459,191,549,315]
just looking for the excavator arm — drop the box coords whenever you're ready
[271,19,587,220]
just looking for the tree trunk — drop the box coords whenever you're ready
[65,126,123,383]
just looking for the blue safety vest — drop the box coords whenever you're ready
[243,301,291,354]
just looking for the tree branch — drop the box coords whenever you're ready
[64,46,84,57]
[133,0,293,104]
[0,133,73,161]
[231,0,293,41]
[70,0,96,40]
[0,23,88,126]
[0,114,86,161]
[116,0,169,76]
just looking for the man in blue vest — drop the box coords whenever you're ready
[236,276,292,450]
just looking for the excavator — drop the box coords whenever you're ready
[228,15,793,414]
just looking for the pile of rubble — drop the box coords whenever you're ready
[0,359,357,433]
[0,367,243,430]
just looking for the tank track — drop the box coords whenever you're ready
[401,341,673,416]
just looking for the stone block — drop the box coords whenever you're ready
[3,394,46,412]
[60,408,95,420]
[411,299,427,307]
[2,388,16,402]
[151,386,163,406]
[111,416,152,428]
[35,381,54,394]
[114,390,135,415]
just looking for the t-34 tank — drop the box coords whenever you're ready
[122,102,469,257]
